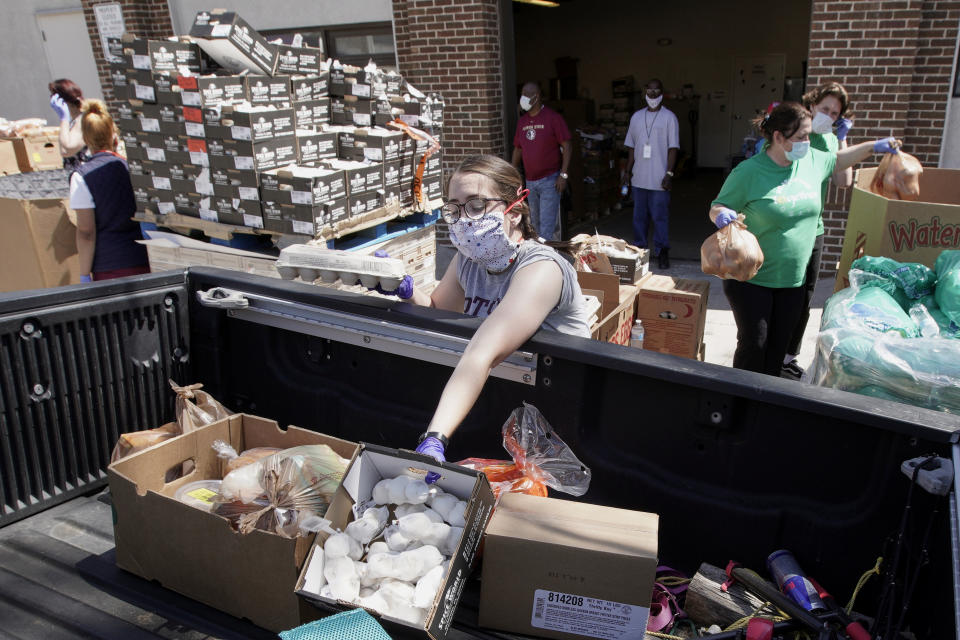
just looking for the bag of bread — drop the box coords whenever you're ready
[870,142,922,201]
[211,439,282,472]
[701,214,764,281]
[109,380,232,464]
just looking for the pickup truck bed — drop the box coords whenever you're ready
[1,267,957,638]
[0,491,525,639]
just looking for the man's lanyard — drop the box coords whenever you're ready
[644,108,661,141]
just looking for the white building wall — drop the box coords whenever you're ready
[0,1,96,121]
[167,0,393,35]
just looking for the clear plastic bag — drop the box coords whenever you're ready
[211,439,282,472]
[807,267,960,414]
[456,402,591,500]
[700,214,764,281]
[214,444,351,537]
[935,250,960,326]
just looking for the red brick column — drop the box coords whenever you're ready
[81,0,175,108]
[392,0,506,176]
[807,0,960,276]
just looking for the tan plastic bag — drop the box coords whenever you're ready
[701,214,764,281]
[110,380,232,463]
[870,143,922,201]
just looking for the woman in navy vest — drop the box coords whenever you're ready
[69,100,149,282]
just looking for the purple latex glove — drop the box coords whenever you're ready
[835,117,852,141]
[372,250,414,299]
[80,274,93,283]
[874,137,899,154]
[415,436,445,484]
[50,94,70,122]
[714,207,738,229]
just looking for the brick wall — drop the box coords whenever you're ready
[392,0,506,177]
[807,0,960,275]
[81,0,174,110]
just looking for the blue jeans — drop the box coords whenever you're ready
[527,172,561,241]
[632,187,670,254]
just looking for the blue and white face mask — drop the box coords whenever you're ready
[785,140,810,162]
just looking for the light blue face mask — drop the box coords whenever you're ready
[785,140,810,162]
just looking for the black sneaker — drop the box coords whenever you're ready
[781,359,804,380]
[658,248,670,269]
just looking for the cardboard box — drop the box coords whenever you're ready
[478,492,658,640]
[0,140,20,175]
[197,75,247,108]
[0,197,81,291]
[835,167,960,291]
[245,75,292,106]
[293,99,331,130]
[108,414,356,631]
[291,73,330,102]
[189,10,278,75]
[274,45,325,75]
[635,275,710,359]
[295,443,496,640]
[147,39,201,73]
[4,133,62,172]
[295,130,338,165]
[260,167,346,205]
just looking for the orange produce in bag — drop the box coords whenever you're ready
[870,142,922,201]
[701,214,764,281]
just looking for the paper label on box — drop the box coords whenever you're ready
[146,147,166,162]
[353,113,372,127]
[190,151,210,166]
[530,589,648,640]
[196,181,214,195]
[182,91,202,107]
[152,176,171,190]
[199,208,218,222]
[135,84,156,101]
[141,117,160,132]
[132,54,151,70]
[211,23,232,37]
[235,156,254,170]
[292,219,314,235]
[185,122,205,137]
[157,202,175,214]
[291,190,312,205]
[243,213,263,228]
[350,83,371,98]
[238,186,259,200]
[231,126,252,141]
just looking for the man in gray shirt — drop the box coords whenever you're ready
[622,78,679,269]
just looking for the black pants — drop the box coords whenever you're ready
[785,234,825,357]
[723,279,806,376]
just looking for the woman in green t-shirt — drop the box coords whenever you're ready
[781,83,856,379]
[709,102,897,376]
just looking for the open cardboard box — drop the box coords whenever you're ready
[107,414,358,632]
[0,197,81,292]
[835,167,960,291]
[479,492,659,640]
[578,271,642,346]
[295,443,496,639]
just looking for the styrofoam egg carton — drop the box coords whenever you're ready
[276,244,406,289]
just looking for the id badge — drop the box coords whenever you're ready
[642,144,652,159]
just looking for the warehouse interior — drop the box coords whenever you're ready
[511,0,812,258]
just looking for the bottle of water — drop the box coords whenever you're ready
[630,319,644,349]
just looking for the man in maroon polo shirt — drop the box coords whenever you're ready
[511,82,571,241]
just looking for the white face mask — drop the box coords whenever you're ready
[449,211,520,272]
[785,140,810,162]
[646,94,663,109]
[811,111,834,134]
[519,96,533,111]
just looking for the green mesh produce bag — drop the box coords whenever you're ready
[851,255,937,302]
[279,609,392,640]
[935,250,960,326]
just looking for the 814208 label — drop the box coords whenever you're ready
[531,589,648,639]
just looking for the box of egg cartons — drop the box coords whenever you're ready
[295,443,496,639]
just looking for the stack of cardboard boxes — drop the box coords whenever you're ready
[114,10,443,239]
[610,76,634,146]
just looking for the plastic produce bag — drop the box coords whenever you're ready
[850,255,936,305]
[808,265,960,414]
[214,444,351,537]
[700,214,764,281]
[212,440,282,472]
[935,250,960,326]
[110,380,232,464]
[456,402,591,500]
[870,145,922,201]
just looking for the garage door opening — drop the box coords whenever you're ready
[510,0,812,259]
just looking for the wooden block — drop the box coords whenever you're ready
[684,562,769,628]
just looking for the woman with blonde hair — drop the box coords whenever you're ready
[385,154,591,468]
[69,100,149,282]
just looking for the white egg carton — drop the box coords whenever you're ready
[275,244,407,289]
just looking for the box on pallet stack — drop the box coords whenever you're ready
[635,275,709,360]
[117,11,442,241]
